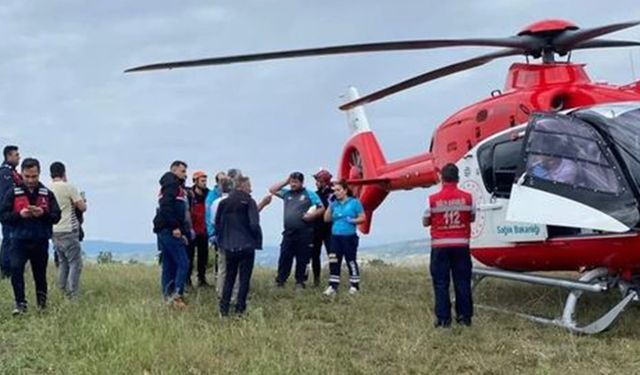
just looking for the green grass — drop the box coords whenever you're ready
[1,263,640,374]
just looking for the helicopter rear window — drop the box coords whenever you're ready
[477,137,524,197]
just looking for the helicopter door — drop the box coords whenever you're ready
[473,134,548,244]
[506,113,639,232]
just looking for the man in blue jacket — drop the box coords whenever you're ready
[0,145,22,279]
[0,158,60,315]
[153,161,190,308]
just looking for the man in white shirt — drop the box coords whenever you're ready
[49,162,87,298]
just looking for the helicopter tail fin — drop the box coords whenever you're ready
[338,87,439,234]
[339,87,389,234]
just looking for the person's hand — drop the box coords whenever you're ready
[19,208,32,218]
[302,213,313,222]
[172,228,182,238]
[31,207,44,218]
[346,217,356,224]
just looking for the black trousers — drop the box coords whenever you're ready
[187,233,209,283]
[277,230,313,285]
[1,234,12,278]
[328,235,360,289]
[10,239,49,307]
[429,246,473,324]
[220,248,255,315]
[309,231,331,283]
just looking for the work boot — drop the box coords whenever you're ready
[197,279,210,288]
[171,296,187,309]
[456,316,472,327]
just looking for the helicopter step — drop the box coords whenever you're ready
[472,267,639,335]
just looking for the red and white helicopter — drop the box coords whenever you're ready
[127,19,640,333]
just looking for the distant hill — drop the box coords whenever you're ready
[82,238,430,266]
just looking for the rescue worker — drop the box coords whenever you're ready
[322,179,365,296]
[269,172,324,289]
[0,158,61,315]
[153,161,190,308]
[423,163,475,328]
[0,145,22,279]
[187,171,210,287]
[309,169,333,287]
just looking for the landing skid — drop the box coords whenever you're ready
[472,267,639,334]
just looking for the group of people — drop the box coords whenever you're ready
[0,145,87,315]
[0,145,475,328]
[153,162,366,316]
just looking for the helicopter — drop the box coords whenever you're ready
[127,19,640,333]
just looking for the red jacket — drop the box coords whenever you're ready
[189,187,209,236]
[426,182,474,248]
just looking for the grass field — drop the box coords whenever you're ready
[1,262,640,374]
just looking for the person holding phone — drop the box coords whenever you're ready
[322,180,365,296]
[0,158,61,315]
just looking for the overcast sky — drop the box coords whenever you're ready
[1,1,639,246]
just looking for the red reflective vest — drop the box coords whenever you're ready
[11,170,22,185]
[426,182,474,248]
[13,186,50,214]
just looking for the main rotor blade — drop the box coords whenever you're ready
[339,49,521,111]
[124,38,532,73]
[554,20,640,52]
[572,39,640,50]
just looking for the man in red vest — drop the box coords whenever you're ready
[423,163,475,328]
[0,158,61,315]
[187,170,210,287]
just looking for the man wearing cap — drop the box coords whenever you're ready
[187,171,210,287]
[423,163,475,328]
[269,172,324,289]
[309,169,334,287]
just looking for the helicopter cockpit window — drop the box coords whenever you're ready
[520,112,639,230]
[525,117,621,194]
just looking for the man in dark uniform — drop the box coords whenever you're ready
[0,145,22,279]
[423,163,475,328]
[309,169,333,287]
[269,172,324,289]
[0,158,60,315]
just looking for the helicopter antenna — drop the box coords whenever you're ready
[630,51,637,81]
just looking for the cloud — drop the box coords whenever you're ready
[1,0,640,245]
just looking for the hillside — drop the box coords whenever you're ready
[80,239,430,266]
[1,263,639,374]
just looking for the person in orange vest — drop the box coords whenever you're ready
[423,163,475,328]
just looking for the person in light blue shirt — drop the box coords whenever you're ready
[322,180,365,296]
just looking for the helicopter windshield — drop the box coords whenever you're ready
[512,111,640,230]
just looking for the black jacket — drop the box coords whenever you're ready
[0,182,61,240]
[153,172,188,234]
[215,190,262,251]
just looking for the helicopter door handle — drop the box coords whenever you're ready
[477,202,503,211]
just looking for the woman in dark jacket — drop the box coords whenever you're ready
[214,176,262,316]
